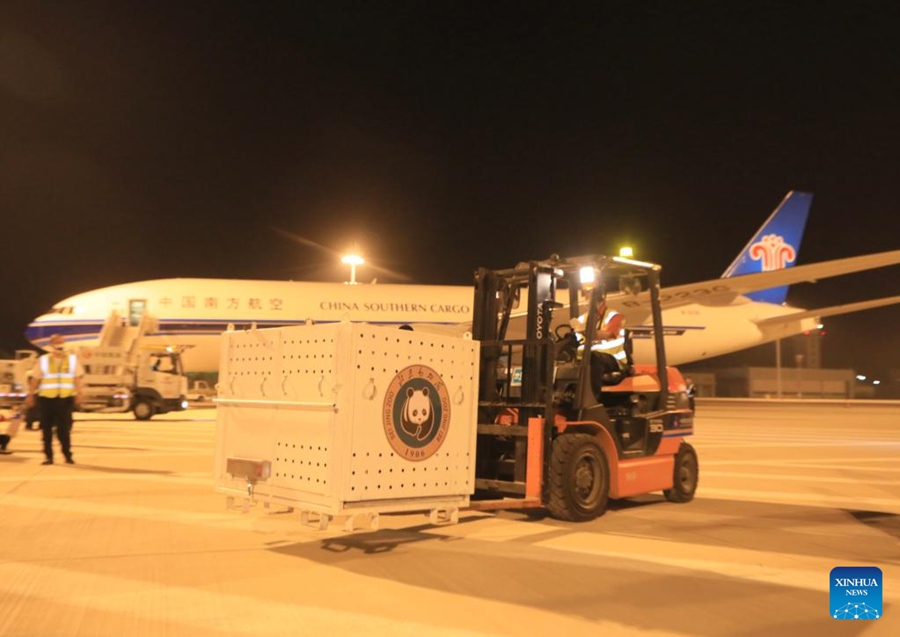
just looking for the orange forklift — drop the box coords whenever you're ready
[469,254,697,521]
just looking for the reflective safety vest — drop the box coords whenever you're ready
[38,353,78,398]
[589,309,627,368]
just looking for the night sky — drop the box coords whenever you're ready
[1,2,897,379]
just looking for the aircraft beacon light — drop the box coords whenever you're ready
[619,246,634,258]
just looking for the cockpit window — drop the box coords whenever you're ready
[49,306,76,315]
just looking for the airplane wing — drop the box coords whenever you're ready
[754,295,900,326]
[429,250,899,340]
[617,250,900,311]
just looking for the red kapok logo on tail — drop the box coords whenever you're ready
[749,234,796,271]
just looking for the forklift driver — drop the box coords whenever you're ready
[573,297,629,386]
[594,299,627,367]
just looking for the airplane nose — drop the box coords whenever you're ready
[25,321,47,345]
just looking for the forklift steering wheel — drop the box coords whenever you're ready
[554,324,575,340]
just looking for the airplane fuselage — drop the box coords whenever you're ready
[25,193,892,375]
[25,278,474,372]
[26,278,816,373]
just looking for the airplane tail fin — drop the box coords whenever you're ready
[721,191,813,304]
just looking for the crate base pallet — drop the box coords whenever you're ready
[221,483,464,532]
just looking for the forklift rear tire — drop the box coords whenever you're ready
[664,442,698,503]
[133,399,155,421]
[547,433,609,522]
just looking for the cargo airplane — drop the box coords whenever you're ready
[25,192,900,373]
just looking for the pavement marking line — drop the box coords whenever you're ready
[0,449,211,462]
[697,430,900,438]
[698,429,900,438]
[0,563,500,637]
[0,473,213,486]
[533,533,900,602]
[61,449,216,457]
[697,487,900,513]
[1,492,564,547]
[429,518,563,542]
[695,441,900,449]
[701,435,900,444]
[3,448,215,458]
[700,432,900,439]
[702,471,900,486]
[0,562,694,637]
[793,456,900,464]
[68,437,216,446]
[702,463,900,473]
[701,456,900,468]
[0,492,257,531]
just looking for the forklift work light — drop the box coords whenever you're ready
[579,266,596,285]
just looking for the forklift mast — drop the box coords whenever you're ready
[472,255,670,417]
[472,261,562,425]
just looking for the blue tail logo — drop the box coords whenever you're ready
[722,191,813,304]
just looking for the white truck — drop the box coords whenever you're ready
[0,350,39,409]
[79,344,188,420]
[186,379,217,402]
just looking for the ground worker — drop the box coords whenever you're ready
[25,334,84,464]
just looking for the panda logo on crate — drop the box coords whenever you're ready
[401,387,434,441]
[383,365,451,461]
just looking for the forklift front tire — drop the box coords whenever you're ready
[664,442,698,503]
[547,433,610,522]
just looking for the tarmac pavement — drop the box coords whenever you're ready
[1,400,898,636]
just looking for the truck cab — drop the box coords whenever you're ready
[133,349,189,419]
[80,346,188,420]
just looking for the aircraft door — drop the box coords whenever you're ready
[128,299,146,327]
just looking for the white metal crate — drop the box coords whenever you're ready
[214,322,479,528]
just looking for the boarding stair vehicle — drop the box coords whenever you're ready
[78,311,188,420]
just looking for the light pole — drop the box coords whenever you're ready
[341,254,364,285]
[775,338,782,399]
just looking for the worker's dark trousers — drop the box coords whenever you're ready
[590,351,624,385]
[38,396,74,462]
